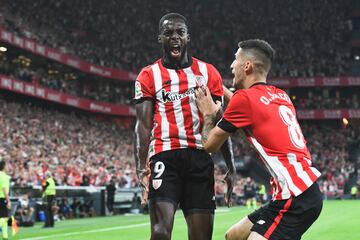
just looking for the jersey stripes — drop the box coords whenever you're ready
[135,58,223,158]
[219,84,321,200]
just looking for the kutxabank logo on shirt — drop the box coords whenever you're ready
[160,88,196,102]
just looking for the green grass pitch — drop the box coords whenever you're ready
[12,200,359,240]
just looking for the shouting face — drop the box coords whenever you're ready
[159,18,190,63]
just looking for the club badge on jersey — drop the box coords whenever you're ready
[152,179,162,190]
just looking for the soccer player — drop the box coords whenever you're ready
[0,161,11,240]
[243,177,257,209]
[134,13,236,240]
[195,39,323,240]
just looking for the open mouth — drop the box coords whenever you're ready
[170,45,181,58]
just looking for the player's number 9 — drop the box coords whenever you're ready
[278,105,305,149]
[154,161,165,178]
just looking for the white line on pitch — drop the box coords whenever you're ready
[22,222,149,240]
[22,209,237,240]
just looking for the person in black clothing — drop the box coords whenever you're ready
[243,178,257,209]
[106,178,116,215]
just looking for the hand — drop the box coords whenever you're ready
[195,87,221,116]
[137,169,150,206]
[6,200,11,210]
[223,170,235,207]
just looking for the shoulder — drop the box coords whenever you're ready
[193,57,219,72]
[137,59,162,78]
[232,89,250,100]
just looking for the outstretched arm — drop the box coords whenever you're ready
[134,100,154,204]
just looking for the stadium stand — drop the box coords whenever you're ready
[0,0,358,218]
[0,0,352,77]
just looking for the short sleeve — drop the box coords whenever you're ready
[207,64,224,99]
[133,68,155,104]
[218,91,252,131]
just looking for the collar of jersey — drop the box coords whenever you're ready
[161,54,193,70]
[249,82,267,88]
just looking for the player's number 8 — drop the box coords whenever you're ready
[154,161,165,178]
[278,105,305,149]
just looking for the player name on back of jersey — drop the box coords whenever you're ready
[260,90,291,105]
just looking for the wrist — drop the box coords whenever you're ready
[204,105,220,117]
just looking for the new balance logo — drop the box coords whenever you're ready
[257,220,266,225]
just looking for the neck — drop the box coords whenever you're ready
[244,73,267,89]
[162,51,190,69]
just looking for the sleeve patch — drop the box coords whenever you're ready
[134,81,143,99]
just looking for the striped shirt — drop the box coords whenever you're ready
[134,57,223,158]
[218,83,321,200]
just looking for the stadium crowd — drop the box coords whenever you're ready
[0,96,137,188]
[0,0,352,77]
[1,52,359,109]
[293,95,359,109]
[0,52,133,104]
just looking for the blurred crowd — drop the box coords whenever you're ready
[0,97,137,188]
[303,123,359,198]
[1,51,359,109]
[289,87,360,109]
[0,52,133,104]
[0,0,352,78]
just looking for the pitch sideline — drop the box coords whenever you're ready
[22,208,234,240]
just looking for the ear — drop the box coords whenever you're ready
[244,61,253,75]
[187,34,190,42]
[158,35,162,43]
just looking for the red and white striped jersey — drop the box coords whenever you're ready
[218,83,321,200]
[134,57,223,158]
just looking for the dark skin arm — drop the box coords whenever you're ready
[219,135,236,207]
[200,90,236,207]
[134,100,154,205]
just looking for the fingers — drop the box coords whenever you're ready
[205,86,211,96]
[195,87,205,99]
[141,187,149,205]
[215,100,222,111]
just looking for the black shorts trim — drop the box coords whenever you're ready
[264,198,293,239]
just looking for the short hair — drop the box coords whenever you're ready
[238,39,275,75]
[159,13,188,32]
[0,161,5,171]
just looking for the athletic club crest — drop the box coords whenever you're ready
[152,179,162,190]
[195,75,206,87]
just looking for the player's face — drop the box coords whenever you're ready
[159,19,189,62]
[231,48,246,90]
